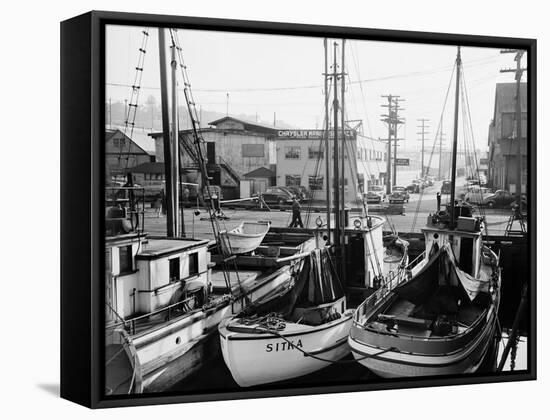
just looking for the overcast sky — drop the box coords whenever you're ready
[106,24,527,153]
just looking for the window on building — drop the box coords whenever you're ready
[113,138,126,149]
[169,257,180,282]
[284,146,301,159]
[189,252,199,276]
[242,144,265,157]
[285,175,301,187]
[309,176,323,190]
[119,245,133,274]
[308,147,324,159]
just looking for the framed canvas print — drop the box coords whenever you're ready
[60,11,536,408]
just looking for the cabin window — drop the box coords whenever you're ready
[189,252,199,276]
[169,257,180,282]
[119,245,133,274]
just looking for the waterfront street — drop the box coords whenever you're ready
[142,180,515,239]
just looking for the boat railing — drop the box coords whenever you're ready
[353,250,424,325]
[106,295,197,336]
[406,250,426,270]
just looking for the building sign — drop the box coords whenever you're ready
[395,158,410,166]
[479,158,489,165]
[277,129,354,139]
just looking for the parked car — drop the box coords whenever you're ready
[406,183,421,194]
[285,185,310,201]
[482,190,516,208]
[364,190,383,204]
[391,186,410,203]
[389,191,407,204]
[464,186,492,205]
[259,186,295,205]
[366,185,386,202]
[441,180,452,194]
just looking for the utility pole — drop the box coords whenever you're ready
[381,95,405,194]
[501,49,526,212]
[417,119,430,178]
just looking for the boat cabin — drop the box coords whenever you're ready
[105,233,211,321]
[423,213,483,278]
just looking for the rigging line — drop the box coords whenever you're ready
[410,62,457,233]
[460,73,489,230]
[169,29,243,296]
[301,81,334,226]
[342,105,397,235]
[117,28,150,172]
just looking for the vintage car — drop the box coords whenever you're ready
[365,185,386,203]
[390,186,410,203]
[258,186,295,205]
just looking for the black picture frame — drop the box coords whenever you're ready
[60,10,537,409]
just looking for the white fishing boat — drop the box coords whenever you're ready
[218,38,411,387]
[219,248,353,387]
[348,47,501,378]
[224,221,271,255]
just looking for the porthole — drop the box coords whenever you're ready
[433,233,439,239]
[175,337,181,345]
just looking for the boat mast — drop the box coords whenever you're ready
[324,38,331,242]
[158,28,175,237]
[332,42,340,252]
[340,39,347,282]
[170,42,180,236]
[449,46,462,229]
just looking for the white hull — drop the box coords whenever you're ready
[225,221,271,254]
[219,313,354,387]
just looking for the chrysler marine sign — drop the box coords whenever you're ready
[277,129,355,139]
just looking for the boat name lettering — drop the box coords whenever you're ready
[266,339,303,352]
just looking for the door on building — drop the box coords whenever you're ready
[206,142,216,164]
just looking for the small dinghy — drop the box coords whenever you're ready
[223,221,271,255]
[219,248,353,387]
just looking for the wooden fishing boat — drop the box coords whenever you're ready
[348,47,501,378]
[224,221,271,255]
[348,222,500,377]
[219,248,354,387]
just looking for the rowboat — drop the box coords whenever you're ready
[224,221,271,255]
[219,248,353,387]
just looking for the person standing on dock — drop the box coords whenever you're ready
[289,197,304,228]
